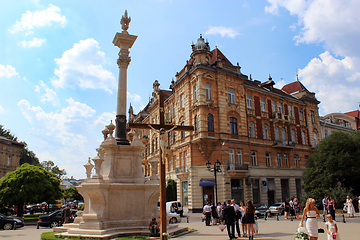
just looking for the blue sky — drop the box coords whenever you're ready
[1,0,359,179]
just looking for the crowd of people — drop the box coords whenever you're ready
[203,199,257,240]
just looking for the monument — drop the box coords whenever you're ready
[54,11,163,239]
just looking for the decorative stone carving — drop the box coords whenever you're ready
[92,155,104,179]
[84,157,94,179]
[148,157,159,180]
[120,10,131,32]
[102,127,109,140]
[195,140,217,159]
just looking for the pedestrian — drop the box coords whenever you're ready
[239,200,247,237]
[293,198,300,220]
[223,200,236,240]
[284,197,290,220]
[322,196,328,219]
[217,202,223,223]
[328,196,336,221]
[203,202,211,226]
[325,214,339,240]
[231,199,241,238]
[148,217,159,237]
[62,204,71,224]
[244,200,255,240]
[300,198,320,240]
[346,196,354,217]
[290,198,295,219]
[211,202,219,225]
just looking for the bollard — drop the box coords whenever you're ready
[342,214,346,223]
[187,216,189,223]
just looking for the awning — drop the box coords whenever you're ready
[199,179,214,186]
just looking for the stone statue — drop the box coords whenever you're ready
[147,125,177,164]
[120,10,131,32]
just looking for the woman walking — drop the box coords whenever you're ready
[239,200,247,237]
[346,196,354,217]
[244,200,255,240]
[328,196,335,221]
[293,198,300,220]
[300,198,320,240]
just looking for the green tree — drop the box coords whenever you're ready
[166,179,177,202]
[41,160,67,179]
[63,186,83,201]
[0,164,63,217]
[303,131,360,203]
[0,125,40,166]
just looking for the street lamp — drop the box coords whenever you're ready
[206,159,221,205]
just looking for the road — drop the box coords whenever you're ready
[0,225,49,240]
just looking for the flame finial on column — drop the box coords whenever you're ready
[120,10,131,32]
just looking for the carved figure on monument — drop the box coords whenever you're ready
[120,10,131,32]
[148,125,177,164]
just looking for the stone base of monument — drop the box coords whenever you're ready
[54,224,188,239]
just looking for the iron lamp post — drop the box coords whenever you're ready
[206,159,221,205]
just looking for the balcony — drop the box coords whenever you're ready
[272,141,295,149]
[227,164,249,178]
[175,167,189,180]
[271,113,290,124]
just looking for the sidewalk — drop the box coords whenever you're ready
[176,212,360,239]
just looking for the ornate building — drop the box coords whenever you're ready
[0,136,23,178]
[319,110,358,139]
[130,35,321,212]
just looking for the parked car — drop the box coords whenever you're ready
[166,201,184,217]
[28,205,44,214]
[167,212,181,224]
[0,213,24,230]
[0,207,14,216]
[37,209,77,228]
[255,205,269,218]
[268,202,285,216]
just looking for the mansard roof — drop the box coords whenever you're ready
[281,80,309,94]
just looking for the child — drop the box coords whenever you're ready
[326,214,339,240]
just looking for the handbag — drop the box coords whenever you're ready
[318,228,324,233]
[332,232,337,239]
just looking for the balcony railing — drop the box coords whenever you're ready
[228,164,249,171]
[175,167,188,173]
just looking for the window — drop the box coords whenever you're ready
[272,101,276,113]
[249,121,255,138]
[228,89,235,104]
[180,152,183,169]
[184,152,188,172]
[266,153,271,167]
[155,137,158,150]
[281,127,286,142]
[277,153,282,167]
[174,156,177,168]
[168,132,172,145]
[302,131,306,145]
[288,105,293,117]
[151,139,155,153]
[279,102,283,114]
[313,132,318,146]
[206,84,212,100]
[7,155,12,166]
[247,94,252,108]
[236,149,242,166]
[173,103,176,117]
[182,181,188,206]
[311,111,315,123]
[194,85,197,102]
[251,151,257,166]
[181,122,185,139]
[299,109,304,121]
[173,131,176,143]
[230,117,238,135]
[325,129,328,138]
[180,94,184,108]
[229,148,235,170]
[195,115,199,133]
[291,129,296,143]
[263,124,269,139]
[252,179,260,204]
[261,98,266,112]
[305,155,309,167]
[168,157,172,171]
[275,127,280,140]
[294,155,299,168]
[207,114,214,132]
[284,154,289,167]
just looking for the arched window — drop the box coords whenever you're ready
[181,122,185,139]
[249,121,255,138]
[195,115,199,133]
[207,114,214,132]
[230,117,238,135]
[263,124,269,139]
[313,132,318,146]
[275,127,279,140]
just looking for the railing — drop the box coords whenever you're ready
[227,164,249,171]
[175,167,188,173]
[273,141,295,147]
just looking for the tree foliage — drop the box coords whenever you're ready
[303,131,360,203]
[41,160,67,179]
[63,186,83,201]
[0,164,63,217]
[166,179,177,202]
[0,125,40,166]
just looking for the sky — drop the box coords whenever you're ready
[1,0,359,179]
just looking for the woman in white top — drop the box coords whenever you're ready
[346,196,354,217]
[300,198,320,240]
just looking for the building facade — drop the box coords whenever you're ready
[131,35,321,212]
[319,112,357,139]
[0,136,23,178]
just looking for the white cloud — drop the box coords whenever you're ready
[18,37,46,48]
[51,38,116,93]
[9,4,66,35]
[127,92,142,103]
[23,76,29,82]
[35,80,60,106]
[205,26,239,38]
[0,105,4,114]
[0,64,19,78]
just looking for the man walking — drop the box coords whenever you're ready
[322,196,328,220]
[203,202,211,226]
[223,200,237,240]
[231,199,241,238]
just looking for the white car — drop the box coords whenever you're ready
[167,212,181,224]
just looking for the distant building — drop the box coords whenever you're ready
[0,136,24,178]
[131,35,321,212]
[319,111,358,139]
[61,176,83,189]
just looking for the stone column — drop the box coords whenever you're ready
[112,11,138,145]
